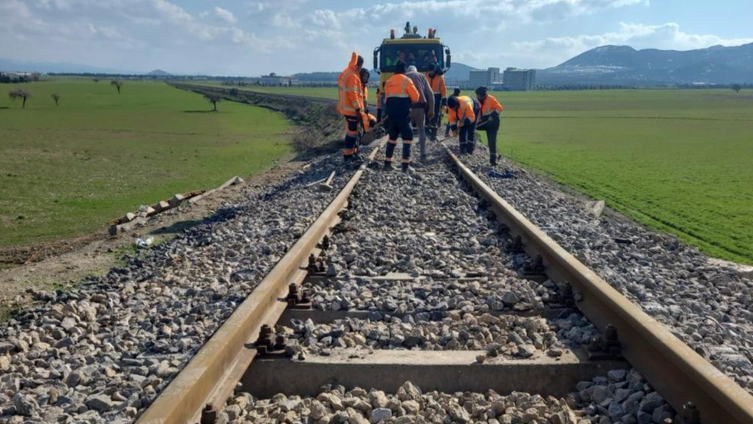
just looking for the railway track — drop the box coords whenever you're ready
[132,138,753,424]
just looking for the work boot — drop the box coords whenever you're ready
[383,162,393,171]
[490,155,497,167]
[401,163,410,173]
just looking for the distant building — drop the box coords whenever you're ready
[468,67,501,89]
[260,73,296,86]
[503,68,536,91]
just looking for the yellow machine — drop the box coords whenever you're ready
[373,22,452,92]
[367,22,451,141]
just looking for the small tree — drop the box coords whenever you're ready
[9,89,32,108]
[93,78,99,83]
[51,93,61,107]
[204,93,221,111]
[732,84,742,93]
[110,80,123,94]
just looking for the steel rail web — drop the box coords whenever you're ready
[442,144,753,424]
[136,140,386,424]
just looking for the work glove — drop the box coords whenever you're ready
[428,110,435,119]
[441,98,447,107]
[442,106,448,114]
[452,130,458,137]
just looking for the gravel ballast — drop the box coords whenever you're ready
[222,375,675,424]
[458,141,753,392]
[0,152,367,423]
[277,311,596,359]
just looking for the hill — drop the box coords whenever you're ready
[147,69,171,76]
[444,62,477,82]
[538,43,753,85]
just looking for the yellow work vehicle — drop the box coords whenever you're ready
[373,21,451,89]
[372,22,451,140]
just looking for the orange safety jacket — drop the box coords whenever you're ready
[428,74,447,99]
[337,52,363,117]
[360,85,368,109]
[448,95,476,127]
[384,73,420,118]
[480,94,503,119]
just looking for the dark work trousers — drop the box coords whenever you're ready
[343,116,360,159]
[385,116,413,165]
[483,122,500,165]
[431,94,442,126]
[458,118,476,154]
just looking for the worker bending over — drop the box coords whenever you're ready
[447,94,481,154]
[337,52,365,162]
[475,86,504,166]
[445,88,461,137]
[383,60,420,172]
[405,65,435,163]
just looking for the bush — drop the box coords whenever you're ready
[291,131,316,153]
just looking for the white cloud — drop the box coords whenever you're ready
[0,0,748,76]
[211,7,236,24]
[513,22,753,67]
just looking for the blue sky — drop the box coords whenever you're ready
[1,0,751,75]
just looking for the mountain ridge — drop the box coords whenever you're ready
[539,42,753,85]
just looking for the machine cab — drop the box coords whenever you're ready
[373,22,451,91]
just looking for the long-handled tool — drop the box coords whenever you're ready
[361,115,389,146]
[317,171,336,191]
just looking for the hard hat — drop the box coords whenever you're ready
[407,65,418,73]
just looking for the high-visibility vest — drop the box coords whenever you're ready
[480,94,503,118]
[428,74,447,98]
[384,74,419,102]
[337,53,362,117]
[449,96,477,126]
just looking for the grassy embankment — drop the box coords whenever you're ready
[0,78,291,247]
[210,85,753,264]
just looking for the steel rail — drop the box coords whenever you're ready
[136,141,385,424]
[443,144,753,424]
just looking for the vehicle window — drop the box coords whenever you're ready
[380,44,443,72]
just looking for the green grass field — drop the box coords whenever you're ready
[481,89,753,265]
[218,85,753,264]
[0,78,291,247]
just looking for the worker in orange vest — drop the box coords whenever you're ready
[427,65,446,129]
[447,94,481,154]
[359,68,376,132]
[383,60,420,172]
[475,86,504,166]
[337,52,365,162]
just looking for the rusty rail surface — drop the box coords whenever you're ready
[137,142,385,424]
[443,144,753,424]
